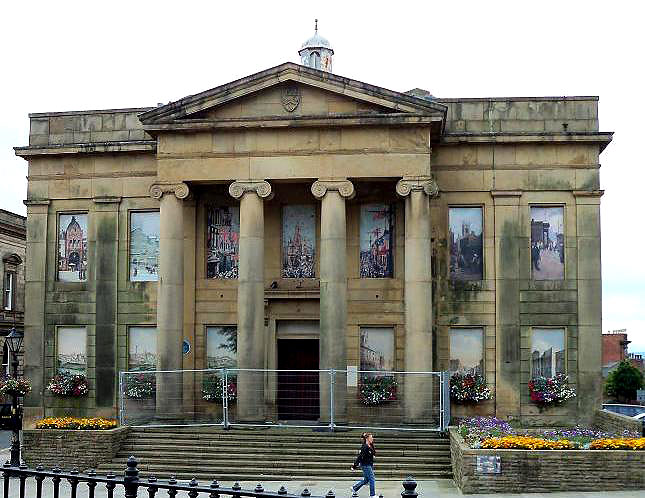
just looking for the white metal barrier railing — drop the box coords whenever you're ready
[119,369,451,431]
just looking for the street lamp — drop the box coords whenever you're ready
[5,327,23,467]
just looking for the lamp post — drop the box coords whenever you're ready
[5,327,23,467]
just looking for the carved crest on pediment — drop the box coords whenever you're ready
[281,84,301,112]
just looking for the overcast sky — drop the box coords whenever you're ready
[1,1,643,351]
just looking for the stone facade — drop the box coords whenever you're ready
[449,427,645,493]
[14,62,611,427]
[22,427,130,470]
[0,209,26,382]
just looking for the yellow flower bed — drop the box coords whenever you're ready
[36,417,117,430]
[589,438,645,450]
[482,436,573,450]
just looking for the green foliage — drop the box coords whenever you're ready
[605,360,644,402]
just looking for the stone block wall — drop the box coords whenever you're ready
[594,409,644,436]
[28,108,154,146]
[439,97,599,134]
[449,428,645,493]
[22,427,129,470]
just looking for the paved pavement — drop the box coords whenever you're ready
[0,430,11,451]
[0,447,642,497]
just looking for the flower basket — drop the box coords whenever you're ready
[0,377,32,397]
[450,373,491,404]
[47,372,89,397]
[528,373,576,408]
[202,373,237,403]
[358,375,397,406]
[124,372,156,399]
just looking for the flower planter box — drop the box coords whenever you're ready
[449,427,645,493]
[22,427,130,471]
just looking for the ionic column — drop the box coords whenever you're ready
[150,182,190,419]
[229,180,273,422]
[311,179,355,425]
[396,177,438,422]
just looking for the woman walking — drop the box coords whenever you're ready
[350,432,376,497]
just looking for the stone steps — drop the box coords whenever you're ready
[97,428,453,481]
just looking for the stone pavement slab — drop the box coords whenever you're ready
[2,450,643,497]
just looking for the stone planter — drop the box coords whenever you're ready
[23,427,130,471]
[449,427,645,493]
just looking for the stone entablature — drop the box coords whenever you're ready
[15,61,611,428]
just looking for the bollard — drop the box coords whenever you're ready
[401,476,418,498]
[123,456,140,498]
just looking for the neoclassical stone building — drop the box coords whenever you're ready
[16,31,611,427]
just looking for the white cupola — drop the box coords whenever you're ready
[299,19,334,72]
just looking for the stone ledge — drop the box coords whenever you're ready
[594,408,644,436]
[14,141,156,157]
[449,427,645,493]
[22,427,130,471]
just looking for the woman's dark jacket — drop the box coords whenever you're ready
[353,443,375,468]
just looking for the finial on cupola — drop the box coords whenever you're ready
[299,19,334,72]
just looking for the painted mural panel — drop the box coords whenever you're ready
[58,213,88,282]
[282,205,316,278]
[206,326,237,368]
[531,328,565,377]
[449,207,483,280]
[531,206,565,280]
[360,204,394,278]
[207,206,240,279]
[57,327,87,374]
[128,327,157,371]
[360,327,394,375]
[130,212,160,281]
[450,328,484,376]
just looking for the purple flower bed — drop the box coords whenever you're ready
[457,416,641,449]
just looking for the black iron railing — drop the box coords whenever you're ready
[2,456,420,497]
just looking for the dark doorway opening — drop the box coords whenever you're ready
[277,339,319,420]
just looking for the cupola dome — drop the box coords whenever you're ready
[299,19,333,72]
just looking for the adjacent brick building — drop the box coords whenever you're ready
[0,209,26,381]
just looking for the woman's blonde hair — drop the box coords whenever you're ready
[361,432,373,442]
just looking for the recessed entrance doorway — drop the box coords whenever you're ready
[276,321,320,421]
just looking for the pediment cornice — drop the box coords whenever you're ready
[139,63,447,128]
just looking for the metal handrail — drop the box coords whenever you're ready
[2,457,420,498]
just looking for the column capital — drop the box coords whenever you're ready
[396,176,439,197]
[311,179,355,200]
[149,182,190,200]
[229,180,273,200]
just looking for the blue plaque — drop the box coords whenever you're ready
[182,340,191,355]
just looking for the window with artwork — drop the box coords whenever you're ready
[282,205,316,278]
[57,327,87,374]
[449,328,484,376]
[206,326,237,369]
[360,204,394,278]
[531,328,566,377]
[360,327,394,375]
[57,213,88,282]
[207,206,240,279]
[449,207,483,280]
[130,212,160,282]
[128,327,157,371]
[530,206,564,280]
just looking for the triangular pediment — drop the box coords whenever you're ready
[139,62,446,126]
